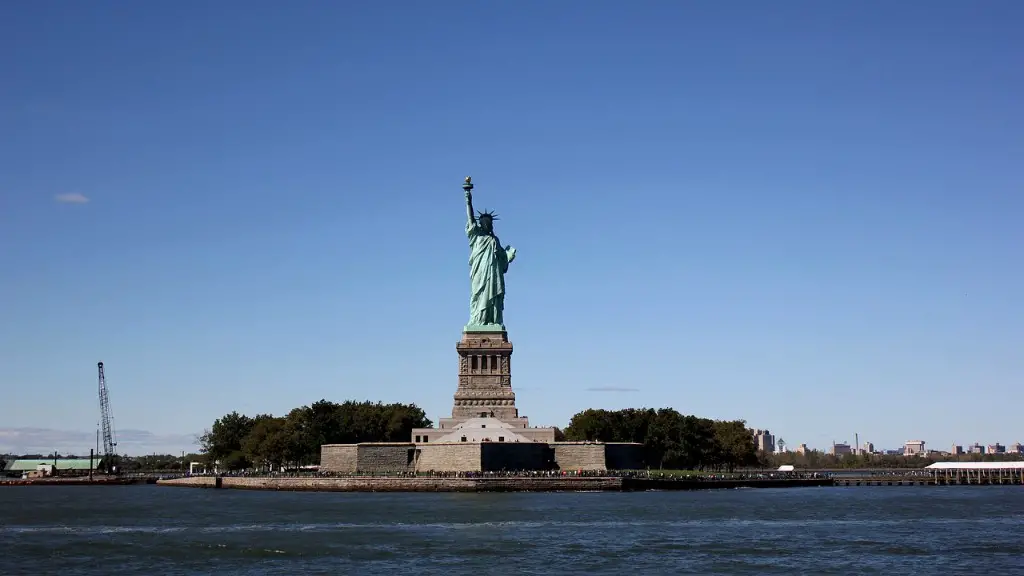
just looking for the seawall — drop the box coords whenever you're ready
[0,477,155,487]
[157,476,834,492]
[158,476,623,492]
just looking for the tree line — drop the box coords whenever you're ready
[199,400,432,470]
[563,408,759,471]
[196,400,1024,472]
[197,403,759,471]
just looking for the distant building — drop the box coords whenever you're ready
[903,440,926,457]
[4,458,98,475]
[969,443,985,454]
[753,429,775,453]
[987,443,1005,454]
[862,442,874,454]
[831,442,852,456]
[1009,443,1023,455]
[796,443,809,455]
[951,444,964,455]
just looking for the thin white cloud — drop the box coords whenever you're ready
[585,386,640,392]
[54,192,89,204]
[0,427,198,456]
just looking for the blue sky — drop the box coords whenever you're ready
[2,1,1022,455]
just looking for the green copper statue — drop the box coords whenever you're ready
[463,176,516,331]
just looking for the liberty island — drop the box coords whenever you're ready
[155,178,831,489]
[314,176,641,473]
[151,177,837,490]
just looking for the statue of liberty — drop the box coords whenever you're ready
[463,177,516,330]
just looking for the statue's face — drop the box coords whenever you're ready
[478,216,493,233]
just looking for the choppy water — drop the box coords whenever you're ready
[1,485,1022,574]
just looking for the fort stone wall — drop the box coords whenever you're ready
[480,442,554,471]
[551,442,644,471]
[319,441,644,473]
[552,443,607,470]
[605,443,644,470]
[414,443,482,472]
[320,444,358,473]
[355,444,416,473]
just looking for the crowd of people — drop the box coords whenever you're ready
[862,469,933,478]
[197,468,832,481]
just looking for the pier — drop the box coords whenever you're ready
[834,477,1023,487]
[834,462,1024,486]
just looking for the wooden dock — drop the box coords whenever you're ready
[835,469,1024,487]
[835,478,1022,486]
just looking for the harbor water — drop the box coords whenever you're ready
[1,485,1021,574]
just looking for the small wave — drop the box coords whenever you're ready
[4,515,1022,536]
[2,526,187,535]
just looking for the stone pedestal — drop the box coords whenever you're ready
[452,330,519,421]
[409,327,556,444]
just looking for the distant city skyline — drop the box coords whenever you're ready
[3,2,1023,453]
[5,424,1024,457]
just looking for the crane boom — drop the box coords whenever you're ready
[97,362,118,472]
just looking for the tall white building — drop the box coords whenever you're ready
[753,429,775,453]
[903,440,926,456]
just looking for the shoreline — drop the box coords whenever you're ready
[156,475,834,492]
[0,477,154,487]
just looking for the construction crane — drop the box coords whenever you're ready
[97,361,119,474]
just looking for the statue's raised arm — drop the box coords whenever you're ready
[463,176,476,228]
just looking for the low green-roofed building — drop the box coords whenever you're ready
[5,458,99,472]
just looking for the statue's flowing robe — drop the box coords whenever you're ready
[467,221,509,326]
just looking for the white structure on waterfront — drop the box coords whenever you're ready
[925,461,1024,483]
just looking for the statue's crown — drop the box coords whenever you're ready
[477,209,499,221]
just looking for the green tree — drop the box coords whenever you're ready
[643,408,683,468]
[563,408,620,442]
[243,415,289,470]
[205,400,435,468]
[199,411,255,469]
[678,415,718,470]
[712,420,758,472]
[564,407,764,471]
